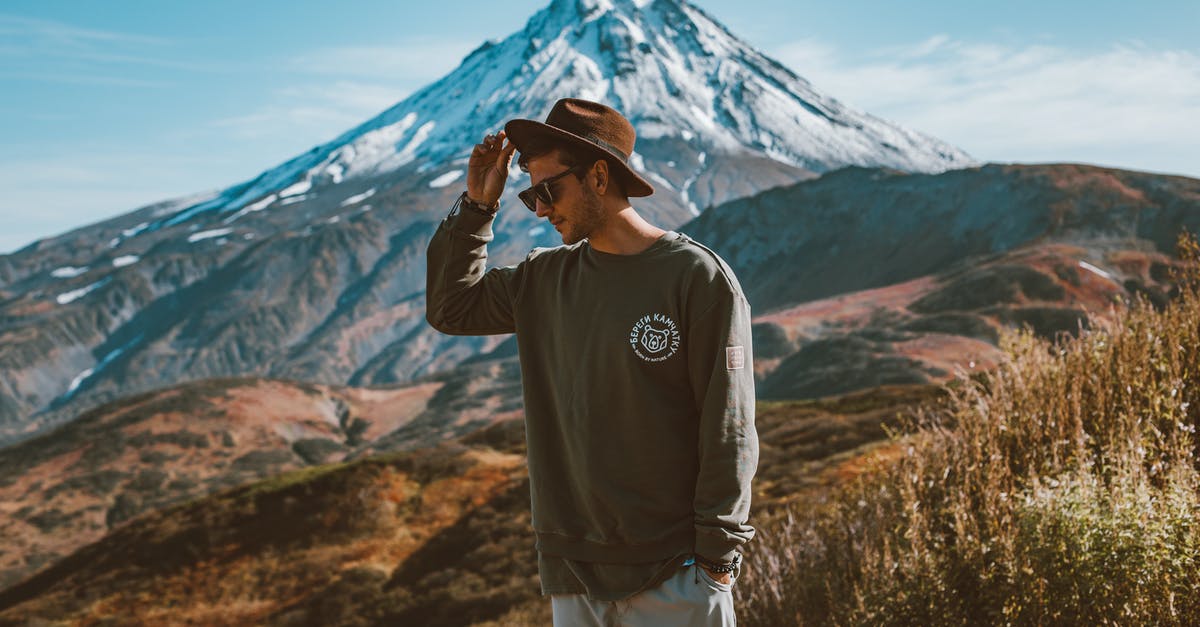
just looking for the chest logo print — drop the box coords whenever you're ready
[630,313,681,362]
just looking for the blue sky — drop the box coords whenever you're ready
[2,0,1198,254]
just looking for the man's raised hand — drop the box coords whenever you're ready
[467,130,516,208]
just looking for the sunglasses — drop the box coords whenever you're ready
[518,164,586,212]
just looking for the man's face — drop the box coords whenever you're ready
[525,151,605,246]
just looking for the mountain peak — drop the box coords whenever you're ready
[548,0,653,16]
[149,0,975,231]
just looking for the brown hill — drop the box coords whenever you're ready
[0,379,940,626]
[753,240,1181,400]
[0,360,527,592]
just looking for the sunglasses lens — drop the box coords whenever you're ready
[520,165,580,212]
[535,184,555,207]
[519,188,537,212]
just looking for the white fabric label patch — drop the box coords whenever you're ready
[726,346,745,370]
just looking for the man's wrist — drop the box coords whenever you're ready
[693,552,740,574]
[462,192,499,215]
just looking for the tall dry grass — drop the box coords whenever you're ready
[739,235,1200,626]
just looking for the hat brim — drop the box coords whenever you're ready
[504,118,654,198]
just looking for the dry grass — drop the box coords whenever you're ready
[737,233,1200,626]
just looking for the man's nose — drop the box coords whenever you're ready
[535,199,552,218]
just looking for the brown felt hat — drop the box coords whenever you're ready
[504,98,654,197]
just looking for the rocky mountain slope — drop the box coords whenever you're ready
[687,163,1200,312]
[0,0,975,444]
[4,160,1197,450]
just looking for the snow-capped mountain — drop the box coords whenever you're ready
[0,0,978,442]
[155,0,972,230]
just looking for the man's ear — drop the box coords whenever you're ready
[592,159,609,195]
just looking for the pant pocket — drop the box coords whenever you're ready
[695,564,734,591]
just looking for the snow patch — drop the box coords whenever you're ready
[280,195,310,206]
[647,171,675,191]
[66,368,94,395]
[51,266,88,278]
[1079,261,1114,281]
[393,121,437,167]
[529,225,547,237]
[122,222,150,238]
[112,255,139,268]
[56,277,111,305]
[63,332,143,399]
[429,170,464,188]
[246,194,278,212]
[188,228,234,243]
[689,105,717,129]
[325,162,345,184]
[340,188,377,207]
[279,178,313,198]
[222,193,277,224]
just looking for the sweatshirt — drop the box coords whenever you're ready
[425,202,758,598]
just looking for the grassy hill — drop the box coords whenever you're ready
[735,235,1200,625]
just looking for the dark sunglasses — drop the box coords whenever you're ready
[518,164,586,212]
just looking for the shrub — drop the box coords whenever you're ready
[738,234,1200,625]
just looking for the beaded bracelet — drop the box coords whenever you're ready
[693,552,741,574]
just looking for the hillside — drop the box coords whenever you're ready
[0,383,942,625]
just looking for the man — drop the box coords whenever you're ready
[425,98,757,626]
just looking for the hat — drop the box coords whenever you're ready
[504,98,654,197]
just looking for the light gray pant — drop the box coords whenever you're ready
[551,564,737,626]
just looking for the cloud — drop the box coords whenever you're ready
[289,39,478,82]
[770,37,1200,177]
[208,80,410,141]
[0,14,169,48]
[205,39,479,149]
[0,13,228,85]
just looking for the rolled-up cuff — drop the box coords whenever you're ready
[447,202,496,239]
[694,525,746,564]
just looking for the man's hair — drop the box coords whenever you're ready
[517,136,627,197]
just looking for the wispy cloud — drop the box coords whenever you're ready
[772,36,1200,177]
[0,70,171,87]
[289,39,478,81]
[206,40,476,146]
[0,151,227,254]
[0,14,170,47]
[209,80,410,141]
[0,13,228,85]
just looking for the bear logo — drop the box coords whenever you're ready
[640,326,671,353]
[629,313,680,362]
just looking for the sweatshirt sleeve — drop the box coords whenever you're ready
[425,202,520,335]
[688,282,759,564]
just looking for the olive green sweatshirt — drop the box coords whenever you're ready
[426,202,758,598]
